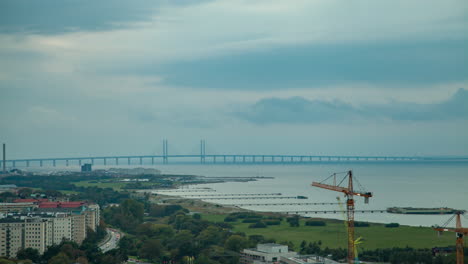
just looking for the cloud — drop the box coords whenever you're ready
[0,0,193,34]
[158,40,468,89]
[238,88,468,124]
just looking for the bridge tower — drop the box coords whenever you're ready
[2,143,5,174]
[200,140,206,164]
[163,139,168,164]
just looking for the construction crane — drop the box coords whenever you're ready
[312,170,372,264]
[433,211,468,264]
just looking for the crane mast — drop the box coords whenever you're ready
[433,211,468,264]
[312,170,372,264]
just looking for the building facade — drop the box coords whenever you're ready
[0,201,100,258]
[241,244,298,264]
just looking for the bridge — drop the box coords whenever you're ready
[1,140,468,168]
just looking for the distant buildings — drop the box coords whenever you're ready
[0,185,17,193]
[81,163,92,172]
[0,200,100,258]
[107,167,160,176]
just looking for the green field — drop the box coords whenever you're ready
[73,180,129,191]
[202,214,454,250]
[73,180,155,191]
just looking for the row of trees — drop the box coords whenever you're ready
[299,241,466,263]
[103,199,297,264]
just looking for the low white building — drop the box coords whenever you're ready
[241,243,298,264]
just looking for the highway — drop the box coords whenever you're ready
[99,228,122,253]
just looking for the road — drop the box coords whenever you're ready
[99,228,122,253]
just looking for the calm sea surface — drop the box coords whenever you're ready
[154,163,468,227]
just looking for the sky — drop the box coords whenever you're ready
[0,0,467,159]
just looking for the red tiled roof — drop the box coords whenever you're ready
[38,201,86,208]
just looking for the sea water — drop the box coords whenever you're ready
[156,163,468,227]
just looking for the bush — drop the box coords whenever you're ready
[385,223,400,228]
[305,220,326,226]
[242,218,261,223]
[265,216,283,221]
[249,221,267,228]
[224,216,238,222]
[264,220,281,225]
[287,216,300,227]
[355,221,370,227]
[231,212,262,219]
[149,204,184,217]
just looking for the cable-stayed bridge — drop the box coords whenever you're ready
[2,140,468,168]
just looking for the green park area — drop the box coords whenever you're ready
[73,180,130,191]
[202,213,454,251]
[73,180,156,191]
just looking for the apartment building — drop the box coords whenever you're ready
[0,203,38,213]
[0,201,100,258]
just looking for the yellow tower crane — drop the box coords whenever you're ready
[312,170,373,264]
[433,211,468,264]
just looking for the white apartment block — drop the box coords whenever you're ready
[0,204,100,258]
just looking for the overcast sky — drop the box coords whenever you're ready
[1,0,467,159]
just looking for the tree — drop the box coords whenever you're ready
[16,248,40,262]
[48,252,72,264]
[118,236,140,256]
[18,188,33,198]
[75,256,89,264]
[197,226,222,247]
[121,199,145,221]
[224,235,248,252]
[139,239,164,262]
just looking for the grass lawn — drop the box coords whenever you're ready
[73,180,155,191]
[73,180,129,191]
[202,214,454,251]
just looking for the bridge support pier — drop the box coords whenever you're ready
[12,161,16,168]
[139,157,143,165]
[53,160,56,167]
[40,160,43,167]
[128,158,131,165]
[151,157,154,165]
[91,158,94,165]
[115,158,119,165]
[26,160,30,167]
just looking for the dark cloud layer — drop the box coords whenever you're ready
[157,40,468,89]
[0,0,206,34]
[238,88,468,124]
